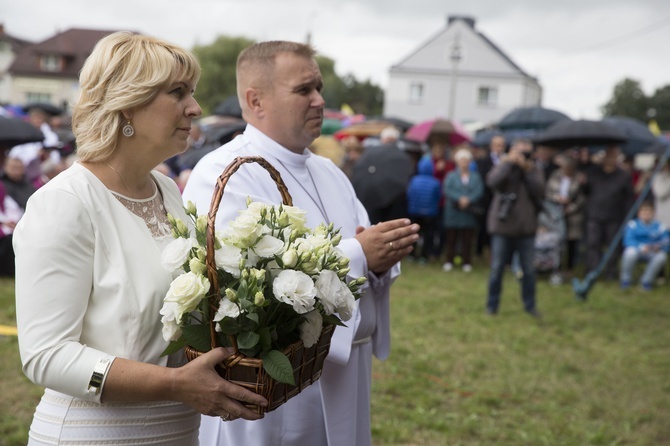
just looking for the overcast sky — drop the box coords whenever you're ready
[2,0,669,123]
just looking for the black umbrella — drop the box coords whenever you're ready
[600,116,658,155]
[471,128,539,148]
[212,95,242,118]
[23,102,63,116]
[0,116,43,147]
[533,119,627,148]
[497,106,570,131]
[350,144,413,211]
[368,116,415,132]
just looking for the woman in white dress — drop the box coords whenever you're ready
[14,32,267,445]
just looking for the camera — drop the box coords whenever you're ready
[497,192,517,221]
[522,151,532,160]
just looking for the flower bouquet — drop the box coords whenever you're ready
[158,156,365,414]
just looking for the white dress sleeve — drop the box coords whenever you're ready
[14,187,115,402]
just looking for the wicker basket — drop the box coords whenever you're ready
[183,155,335,415]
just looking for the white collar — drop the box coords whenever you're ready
[244,124,312,169]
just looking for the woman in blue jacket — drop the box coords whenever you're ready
[407,155,442,262]
[443,149,484,272]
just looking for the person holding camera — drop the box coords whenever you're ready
[485,139,545,317]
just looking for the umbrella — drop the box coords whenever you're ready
[362,136,427,154]
[333,120,395,140]
[405,119,471,146]
[471,128,539,148]
[0,116,44,147]
[321,118,344,135]
[497,106,570,131]
[350,144,413,211]
[23,102,63,116]
[212,95,242,118]
[309,135,345,165]
[368,116,415,132]
[533,119,627,148]
[599,116,658,155]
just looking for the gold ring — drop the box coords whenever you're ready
[221,413,231,422]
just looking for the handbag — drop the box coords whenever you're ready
[463,201,486,216]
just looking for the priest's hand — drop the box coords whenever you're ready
[355,219,419,275]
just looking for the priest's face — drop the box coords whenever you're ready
[261,52,325,153]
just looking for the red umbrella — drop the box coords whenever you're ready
[405,119,471,146]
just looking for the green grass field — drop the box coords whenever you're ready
[1,261,669,446]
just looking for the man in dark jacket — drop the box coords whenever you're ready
[485,139,544,317]
[583,145,633,279]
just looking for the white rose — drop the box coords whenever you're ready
[315,270,356,321]
[253,235,285,258]
[299,310,323,348]
[306,234,331,253]
[161,237,194,273]
[272,269,317,314]
[282,205,308,231]
[164,272,210,317]
[215,244,243,278]
[224,213,262,248]
[213,298,242,332]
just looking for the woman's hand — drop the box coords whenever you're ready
[170,348,268,421]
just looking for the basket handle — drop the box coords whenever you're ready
[205,156,293,351]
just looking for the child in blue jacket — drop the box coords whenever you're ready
[620,201,669,290]
[407,155,442,262]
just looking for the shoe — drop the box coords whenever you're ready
[462,264,472,273]
[418,257,427,265]
[526,308,542,319]
[620,280,631,290]
[549,272,563,286]
[486,307,497,316]
[640,283,653,292]
[442,262,453,272]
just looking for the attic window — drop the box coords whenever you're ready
[478,86,497,106]
[409,82,424,103]
[40,55,62,72]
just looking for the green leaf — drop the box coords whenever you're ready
[217,317,242,335]
[182,324,212,352]
[246,312,259,325]
[323,314,347,327]
[262,350,296,385]
[237,330,260,349]
[160,338,187,357]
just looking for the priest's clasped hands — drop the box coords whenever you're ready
[355,218,420,274]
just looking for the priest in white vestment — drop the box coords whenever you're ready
[182,41,419,446]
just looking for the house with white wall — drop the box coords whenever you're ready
[8,28,118,110]
[383,15,542,128]
[0,24,32,105]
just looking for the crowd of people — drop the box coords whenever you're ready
[4,30,669,445]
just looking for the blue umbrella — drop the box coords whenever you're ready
[600,116,658,155]
[497,106,570,131]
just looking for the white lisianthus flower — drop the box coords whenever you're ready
[266,260,282,277]
[242,201,267,220]
[281,249,298,268]
[161,237,194,273]
[224,213,262,248]
[253,234,285,258]
[215,244,243,278]
[160,312,183,342]
[315,270,356,321]
[299,310,323,348]
[273,269,317,314]
[164,272,210,319]
[213,299,242,332]
[292,238,313,256]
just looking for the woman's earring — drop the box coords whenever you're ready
[122,119,134,137]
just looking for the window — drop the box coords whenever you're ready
[26,92,51,103]
[409,82,424,103]
[478,87,497,106]
[40,55,61,72]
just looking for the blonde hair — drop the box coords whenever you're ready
[454,148,473,162]
[72,31,201,162]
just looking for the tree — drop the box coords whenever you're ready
[648,85,670,130]
[192,36,255,115]
[601,78,649,121]
[193,37,384,117]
